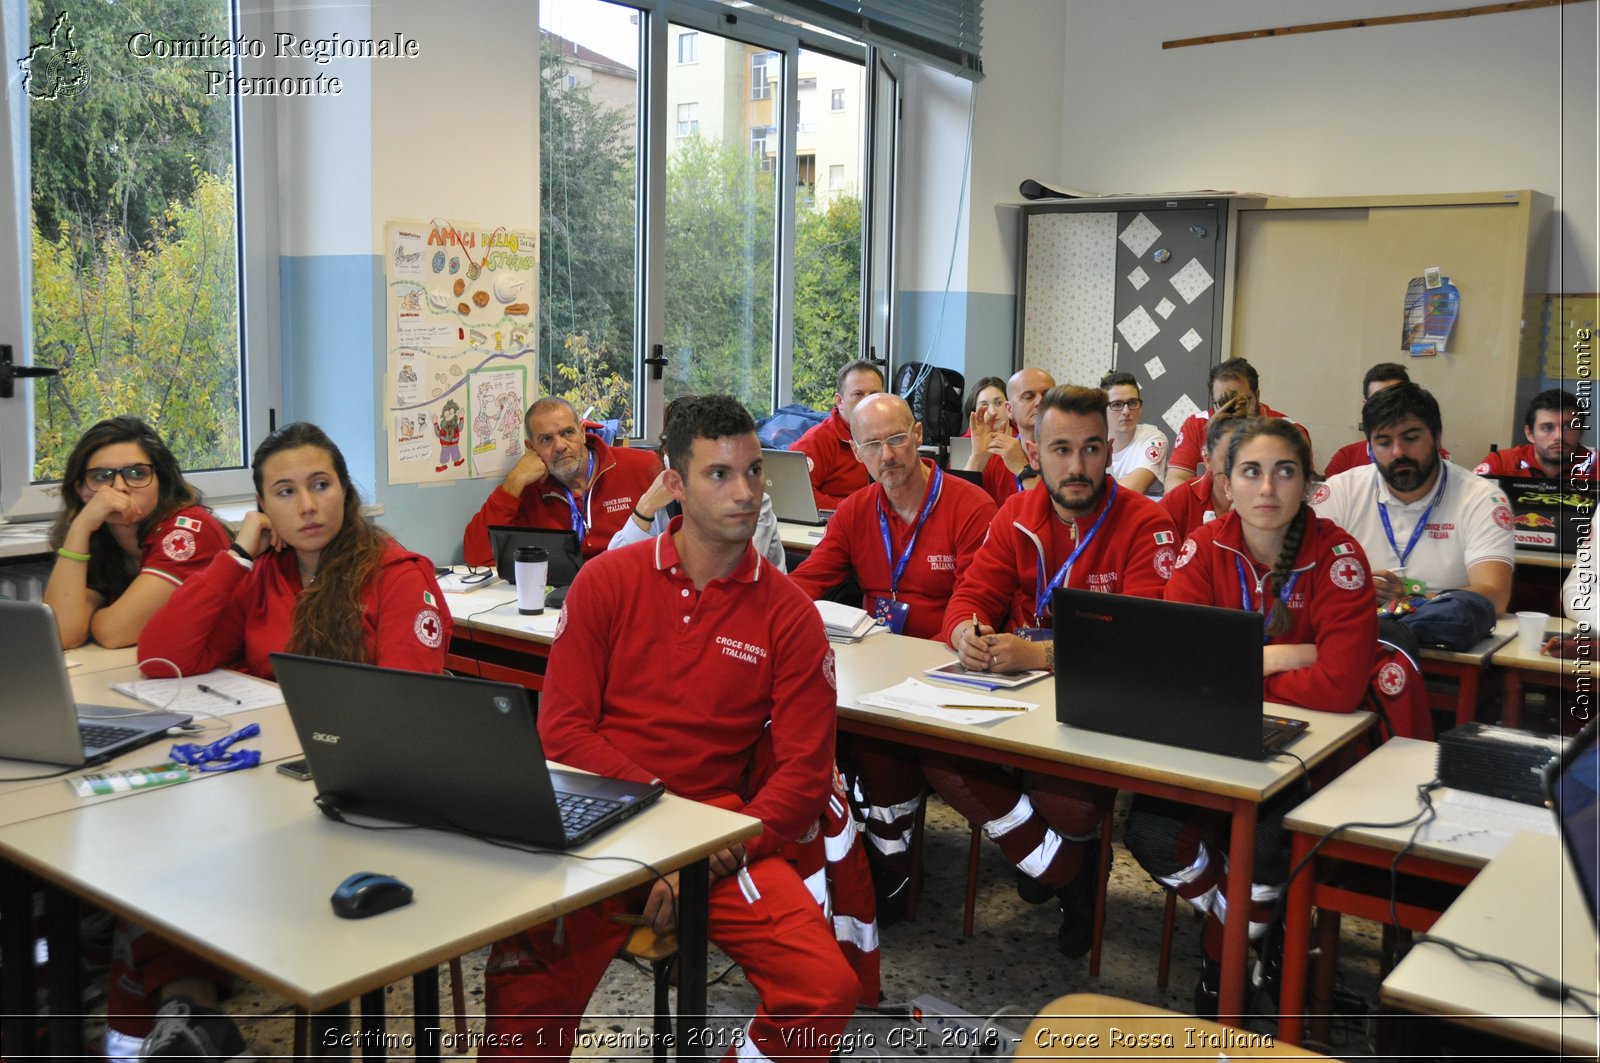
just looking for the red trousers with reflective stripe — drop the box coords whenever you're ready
[481,855,858,1060]
[105,921,233,1038]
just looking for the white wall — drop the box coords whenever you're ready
[1058,0,1598,292]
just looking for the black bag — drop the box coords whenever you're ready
[892,362,965,447]
[1399,589,1498,651]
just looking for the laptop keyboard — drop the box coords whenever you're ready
[556,791,623,836]
[79,722,143,750]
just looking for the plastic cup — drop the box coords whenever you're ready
[1516,610,1550,650]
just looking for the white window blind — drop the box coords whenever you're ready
[756,0,981,79]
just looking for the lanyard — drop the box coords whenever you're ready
[1375,462,1447,568]
[1033,479,1119,622]
[1234,556,1303,643]
[559,450,597,542]
[878,465,943,600]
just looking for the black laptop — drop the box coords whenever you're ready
[1495,475,1593,554]
[1051,590,1307,760]
[486,525,584,606]
[1546,719,1600,926]
[0,600,191,766]
[271,654,662,847]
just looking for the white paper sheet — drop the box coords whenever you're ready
[1143,355,1166,381]
[1115,305,1160,353]
[1127,266,1150,291]
[110,671,281,718]
[1118,212,1162,258]
[1153,297,1176,320]
[1169,257,1215,304]
[1179,328,1203,352]
[1162,393,1203,437]
[858,678,1035,726]
[1414,788,1558,858]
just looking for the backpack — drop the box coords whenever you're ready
[1399,589,1497,652]
[892,362,965,447]
[756,403,829,450]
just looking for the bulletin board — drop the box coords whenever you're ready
[1230,192,1551,468]
[384,218,538,486]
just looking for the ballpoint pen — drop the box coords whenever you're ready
[196,684,243,706]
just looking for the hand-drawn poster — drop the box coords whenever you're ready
[385,219,537,485]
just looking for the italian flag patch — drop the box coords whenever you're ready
[1153,531,1175,544]
[174,515,200,530]
[1332,543,1355,556]
[422,591,437,607]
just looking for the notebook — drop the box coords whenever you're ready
[0,600,192,766]
[762,447,831,525]
[270,653,663,847]
[1051,590,1307,760]
[1545,719,1600,926]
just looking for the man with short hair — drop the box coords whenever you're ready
[1161,403,1246,539]
[1163,357,1309,491]
[1312,382,1515,614]
[790,359,885,509]
[965,366,1055,506]
[1100,370,1168,496]
[932,386,1178,956]
[1474,388,1593,482]
[463,397,663,565]
[482,395,859,1059]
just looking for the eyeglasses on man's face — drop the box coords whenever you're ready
[1107,399,1143,413]
[854,432,913,458]
[84,463,155,489]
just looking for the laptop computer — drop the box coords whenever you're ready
[1494,476,1592,553]
[270,653,663,847]
[1545,719,1600,925]
[762,447,832,525]
[487,525,583,587]
[0,600,192,766]
[1051,590,1307,760]
[922,436,974,470]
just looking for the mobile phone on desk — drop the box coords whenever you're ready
[276,757,312,781]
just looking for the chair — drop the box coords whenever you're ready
[622,925,679,1063]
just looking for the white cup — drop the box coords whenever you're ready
[1516,610,1550,650]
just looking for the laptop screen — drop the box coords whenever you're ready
[487,525,583,586]
[1548,720,1600,925]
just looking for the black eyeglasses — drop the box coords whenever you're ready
[1107,399,1144,412]
[84,463,155,488]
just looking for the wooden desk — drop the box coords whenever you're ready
[831,633,1373,1027]
[1490,616,1584,729]
[63,641,139,675]
[0,761,758,1060]
[1017,992,1332,1059]
[1276,738,1544,1044]
[1516,549,1578,571]
[1381,831,1598,1055]
[1416,617,1516,726]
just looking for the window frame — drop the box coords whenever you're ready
[0,0,279,521]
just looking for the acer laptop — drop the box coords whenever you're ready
[1051,590,1307,760]
[762,447,831,525]
[271,653,663,847]
[0,600,191,766]
[1546,719,1600,926]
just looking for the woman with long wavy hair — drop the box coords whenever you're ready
[140,422,450,678]
[43,416,232,649]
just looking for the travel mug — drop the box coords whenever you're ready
[515,545,549,615]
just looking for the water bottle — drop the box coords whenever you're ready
[514,545,548,615]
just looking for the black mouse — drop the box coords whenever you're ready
[331,871,413,919]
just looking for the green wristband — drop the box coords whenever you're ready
[56,547,91,562]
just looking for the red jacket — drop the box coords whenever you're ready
[979,452,1022,508]
[1170,401,1307,475]
[463,433,663,565]
[940,480,1176,643]
[1159,471,1220,541]
[139,539,451,679]
[539,522,837,861]
[790,410,870,509]
[135,506,234,590]
[789,461,996,640]
[1474,442,1594,483]
[1166,510,1376,713]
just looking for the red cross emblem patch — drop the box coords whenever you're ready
[1329,557,1366,591]
[414,608,443,648]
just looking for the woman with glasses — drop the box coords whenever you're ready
[43,416,233,649]
[1100,370,1168,497]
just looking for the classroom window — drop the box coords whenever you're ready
[676,29,698,63]
[831,88,846,111]
[676,102,700,137]
[0,0,270,517]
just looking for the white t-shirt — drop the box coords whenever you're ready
[1109,423,1168,497]
[1310,460,1514,595]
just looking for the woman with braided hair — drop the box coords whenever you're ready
[1123,416,1378,1016]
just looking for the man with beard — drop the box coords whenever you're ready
[929,386,1176,956]
[464,397,663,564]
[1474,388,1594,483]
[1311,382,1514,613]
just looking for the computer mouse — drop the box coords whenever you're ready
[330,871,414,919]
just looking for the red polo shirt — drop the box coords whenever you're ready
[790,460,997,640]
[463,433,663,565]
[940,479,1176,644]
[790,409,870,509]
[1166,510,1377,713]
[539,521,837,860]
[136,506,233,589]
[1474,442,1595,483]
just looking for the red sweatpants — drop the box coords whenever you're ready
[481,855,859,1060]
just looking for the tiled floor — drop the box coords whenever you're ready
[210,793,1388,1059]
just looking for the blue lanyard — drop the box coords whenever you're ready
[559,450,596,542]
[1033,479,1119,621]
[1234,556,1302,643]
[878,465,943,600]
[1375,462,1447,568]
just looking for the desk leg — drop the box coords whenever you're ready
[676,857,711,1063]
[412,968,441,1063]
[1503,670,1524,728]
[310,1002,351,1057]
[1276,831,1316,1044]
[1,861,38,1057]
[43,885,82,1058]
[1217,801,1258,1026]
[359,987,385,1059]
[1456,665,1481,726]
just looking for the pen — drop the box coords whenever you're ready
[938,703,1023,712]
[196,684,242,706]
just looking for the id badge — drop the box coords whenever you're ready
[1014,626,1051,642]
[1402,577,1427,596]
[870,596,910,635]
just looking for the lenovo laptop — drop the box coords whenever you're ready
[762,447,831,525]
[0,600,192,766]
[1051,590,1307,760]
[271,653,663,847]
